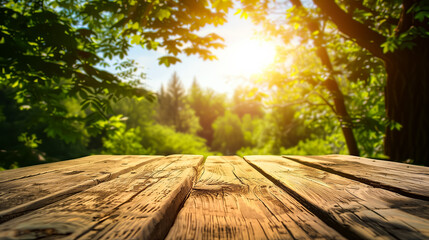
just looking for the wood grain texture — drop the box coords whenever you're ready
[0,155,111,183]
[0,155,162,223]
[166,156,345,240]
[0,155,203,240]
[245,155,429,240]
[284,155,429,200]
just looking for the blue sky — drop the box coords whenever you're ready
[124,12,275,95]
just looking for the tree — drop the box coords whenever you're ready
[188,78,226,146]
[167,72,186,131]
[312,0,429,164]
[157,73,200,135]
[232,87,264,119]
[243,1,366,156]
[0,0,233,114]
[106,97,212,156]
[212,112,245,155]
[0,0,233,167]
[241,0,429,164]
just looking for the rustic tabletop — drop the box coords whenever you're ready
[0,155,428,239]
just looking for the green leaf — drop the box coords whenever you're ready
[156,9,171,21]
[131,22,139,30]
[130,35,141,44]
[381,40,397,53]
[415,11,429,22]
[158,56,182,67]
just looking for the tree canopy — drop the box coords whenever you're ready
[240,0,429,164]
[0,0,232,167]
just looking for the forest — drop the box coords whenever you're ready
[1,0,428,169]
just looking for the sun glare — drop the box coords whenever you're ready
[224,39,276,76]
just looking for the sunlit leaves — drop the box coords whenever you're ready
[238,0,393,157]
[96,0,233,63]
[18,133,42,148]
[212,0,233,12]
[381,32,419,54]
[145,40,159,50]
[130,35,141,45]
[156,8,171,21]
[0,1,159,166]
[158,56,182,67]
[235,8,249,19]
[381,38,398,53]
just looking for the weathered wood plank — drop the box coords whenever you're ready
[284,155,429,200]
[166,156,345,240]
[0,155,203,240]
[245,155,429,240]
[0,155,111,183]
[310,155,429,174]
[0,155,162,223]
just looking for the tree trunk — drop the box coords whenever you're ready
[311,0,429,164]
[291,0,361,156]
[384,40,429,165]
[324,79,360,156]
[314,39,360,156]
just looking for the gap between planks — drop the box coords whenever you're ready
[2,155,428,240]
[242,156,362,240]
[0,155,163,224]
[166,156,345,240]
[284,155,429,201]
[0,155,204,240]
[0,155,116,184]
[244,155,429,240]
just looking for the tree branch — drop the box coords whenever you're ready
[313,0,387,60]
[312,91,337,114]
[348,0,399,26]
[395,0,415,34]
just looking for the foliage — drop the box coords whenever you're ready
[1,0,233,168]
[3,0,427,168]
[0,1,152,116]
[0,87,91,168]
[157,73,201,134]
[142,124,211,156]
[212,111,245,155]
[102,118,149,155]
[232,87,263,119]
[237,105,310,156]
[188,79,226,146]
[240,0,429,163]
[237,0,393,158]
[103,96,212,156]
[280,133,348,156]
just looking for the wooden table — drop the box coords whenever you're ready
[0,155,428,239]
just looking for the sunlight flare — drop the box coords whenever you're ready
[225,39,276,76]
